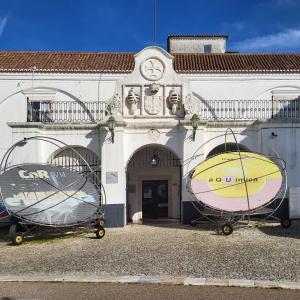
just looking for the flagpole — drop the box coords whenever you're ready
[154,0,157,45]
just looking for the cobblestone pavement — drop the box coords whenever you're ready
[0,221,299,281]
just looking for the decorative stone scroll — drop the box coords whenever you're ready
[184,94,200,115]
[106,93,122,115]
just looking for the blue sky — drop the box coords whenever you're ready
[0,0,299,53]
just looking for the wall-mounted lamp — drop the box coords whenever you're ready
[107,116,116,143]
[191,114,200,141]
[271,132,278,137]
[150,154,160,168]
[17,138,28,147]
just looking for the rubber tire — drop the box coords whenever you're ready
[9,224,17,237]
[12,233,23,246]
[190,221,197,227]
[222,223,233,236]
[98,219,105,227]
[95,227,105,239]
[281,219,291,229]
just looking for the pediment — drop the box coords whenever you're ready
[111,46,191,118]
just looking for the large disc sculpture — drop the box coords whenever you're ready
[0,164,100,226]
[186,129,287,235]
[0,136,106,244]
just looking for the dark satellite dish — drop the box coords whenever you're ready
[0,164,100,227]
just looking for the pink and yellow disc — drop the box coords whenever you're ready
[190,152,283,212]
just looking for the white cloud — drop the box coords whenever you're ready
[0,16,8,38]
[231,29,300,52]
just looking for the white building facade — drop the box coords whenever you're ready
[1,35,300,226]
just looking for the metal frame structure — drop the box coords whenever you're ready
[0,136,106,245]
[185,128,289,235]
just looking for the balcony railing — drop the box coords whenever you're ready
[27,101,107,123]
[26,99,300,123]
[199,99,300,120]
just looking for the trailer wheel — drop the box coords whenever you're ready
[12,233,23,246]
[9,224,17,237]
[98,218,105,227]
[281,219,291,228]
[190,220,197,227]
[95,227,105,239]
[222,223,233,236]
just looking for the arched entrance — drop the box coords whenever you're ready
[126,145,181,223]
[48,146,101,186]
[206,143,250,159]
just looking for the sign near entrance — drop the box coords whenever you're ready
[190,152,283,212]
[106,172,118,184]
[0,164,100,226]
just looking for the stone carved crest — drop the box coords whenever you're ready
[144,95,162,115]
[184,94,200,115]
[107,93,122,115]
[126,88,140,115]
[168,90,181,115]
[141,58,164,81]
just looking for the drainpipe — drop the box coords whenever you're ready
[271,95,274,119]
[179,165,182,223]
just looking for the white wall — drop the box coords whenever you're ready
[0,73,124,164]
[186,74,300,100]
[1,46,300,225]
[261,125,300,187]
[5,126,101,168]
[169,38,227,53]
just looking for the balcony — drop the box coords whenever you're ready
[26,99,300,123]
[27,101,107,123]
[200,99,300,120]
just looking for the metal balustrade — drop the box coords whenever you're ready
[199,99,300,120]
[27,101,107,123]
[26,99,300,123]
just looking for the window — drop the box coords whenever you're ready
[27,98,52,122]
[272,94,300,118]
[204,44,212,53]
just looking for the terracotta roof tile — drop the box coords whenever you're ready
[173,53,300,73]
[0,51,300,74]
[0,51,135,73]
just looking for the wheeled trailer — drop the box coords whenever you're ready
[8,216,106,246]
[0,136,107,245]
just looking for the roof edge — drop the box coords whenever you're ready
[134,46,174,60]
[168,34,229,39]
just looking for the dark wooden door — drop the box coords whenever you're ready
[142,180,168,219]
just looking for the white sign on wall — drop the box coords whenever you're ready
[289,187,300,219]
[106,172,118,184]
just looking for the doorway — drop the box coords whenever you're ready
[126,144,182,223]
[142,180,168,219]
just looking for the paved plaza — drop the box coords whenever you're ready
[0,221,299,283]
